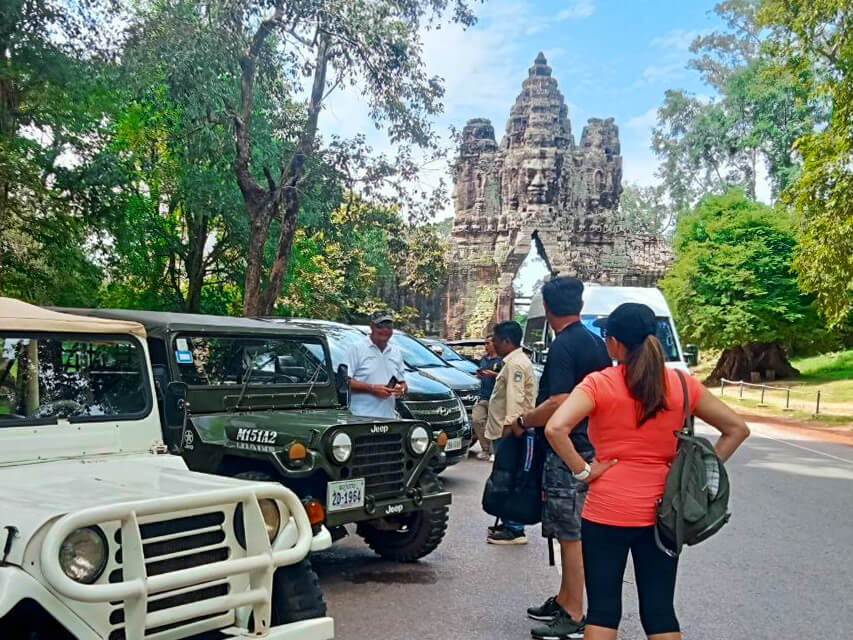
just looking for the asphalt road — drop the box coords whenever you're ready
[312,421,853,639]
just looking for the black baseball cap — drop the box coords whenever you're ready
[605,303,657,349]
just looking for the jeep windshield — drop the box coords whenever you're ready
[0,333,149,425]
[173,334,330,387]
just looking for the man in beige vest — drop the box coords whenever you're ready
[485,320,537,545]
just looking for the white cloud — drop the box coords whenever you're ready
[635,62,687,87]
[626,107,658,132]
[556,1,596,21]
[650,28,705,52]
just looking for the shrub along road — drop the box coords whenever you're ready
[312,421,852,639]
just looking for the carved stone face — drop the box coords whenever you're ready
[516,151,559,206]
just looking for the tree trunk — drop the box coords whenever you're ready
[184,215,208,313]
[258,35,330,316]
[233,2,285,317]
[705,342,800,385]
[242,203,274,317]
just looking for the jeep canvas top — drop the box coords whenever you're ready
[262,318,472,470]
[0,298,333,640]
[70,309,452,563]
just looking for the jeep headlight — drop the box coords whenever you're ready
[234,499,281,546]
[409,425,430,456]
[259,499,281,541]
[331,431,352,463]
[59,526,107,584]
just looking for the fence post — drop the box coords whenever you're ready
[759,385,766,406]
[815,390,821,416]
[739,381,744,399]
[785,388,791,411]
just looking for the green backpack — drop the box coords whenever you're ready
[655,370,731,558]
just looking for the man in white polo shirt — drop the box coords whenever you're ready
[344,310,408,418]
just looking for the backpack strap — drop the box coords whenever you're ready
[674,370,693,437]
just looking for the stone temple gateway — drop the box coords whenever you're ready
[443,53,672,339]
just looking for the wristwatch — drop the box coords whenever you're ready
[516,415,525,428]
[573,462,591,481]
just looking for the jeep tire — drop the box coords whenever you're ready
[233,471,327,623]
[356,470,449,562]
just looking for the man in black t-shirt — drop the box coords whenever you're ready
[515,278,610,640]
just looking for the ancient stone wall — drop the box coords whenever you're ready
[443,53,672,339]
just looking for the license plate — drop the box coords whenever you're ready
[327,478,365,512]
[445,437,463,452]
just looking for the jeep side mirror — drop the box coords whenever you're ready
[684,344,699,367]
[335,364,350,407]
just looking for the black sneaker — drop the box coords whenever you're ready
[487,528,527,545]
[487,523,504,535]
[527,595,561,621]
[530,609,585,640]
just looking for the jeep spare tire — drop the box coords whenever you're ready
[357,470,449,562]
[233,470,327,623]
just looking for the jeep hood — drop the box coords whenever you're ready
[0,454,260,565]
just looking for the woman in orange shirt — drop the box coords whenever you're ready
[545,303,749,640]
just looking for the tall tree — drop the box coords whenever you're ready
[758,0,853,324]
[220,0,478,316]
[661,189,826,382]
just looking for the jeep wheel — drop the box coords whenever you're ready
[357,470,449,562]
[234,471,327,623]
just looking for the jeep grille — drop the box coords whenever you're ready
[352,433,406,500]
[402,397,465,428]
[108,510,232,639]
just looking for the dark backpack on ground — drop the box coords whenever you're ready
[655,370,732,557]
[482,428,547,525]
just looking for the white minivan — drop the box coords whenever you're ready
[523,284,690,371]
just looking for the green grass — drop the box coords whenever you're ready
[698,348,853,425]
[795,349,853,380]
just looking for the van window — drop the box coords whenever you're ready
[523,316,547,351]
[580,315,681,362]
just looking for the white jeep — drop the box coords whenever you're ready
[0,298,334,640]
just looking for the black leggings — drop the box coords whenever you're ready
[582,519,680,635]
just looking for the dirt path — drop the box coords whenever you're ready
[734,410,853,447]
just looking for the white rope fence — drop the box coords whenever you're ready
[719,378,823,415]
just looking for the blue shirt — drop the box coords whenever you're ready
[478,356,502,400]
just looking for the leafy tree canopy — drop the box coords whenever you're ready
[661,189,824,351]
[758,0,853,324]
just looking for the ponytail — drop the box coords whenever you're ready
[624,334,667,426]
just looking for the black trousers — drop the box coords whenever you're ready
[581,519,680,635]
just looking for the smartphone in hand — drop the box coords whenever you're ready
[387,376,399,389]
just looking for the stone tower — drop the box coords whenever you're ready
[443,53,672,338]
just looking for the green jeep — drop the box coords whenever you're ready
[75,310,452,563]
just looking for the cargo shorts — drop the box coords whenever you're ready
[541,448,588,541]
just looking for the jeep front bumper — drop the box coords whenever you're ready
[35,485,331,640]
[324,489,451,527]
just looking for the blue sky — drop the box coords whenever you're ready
[321,0,731,218]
